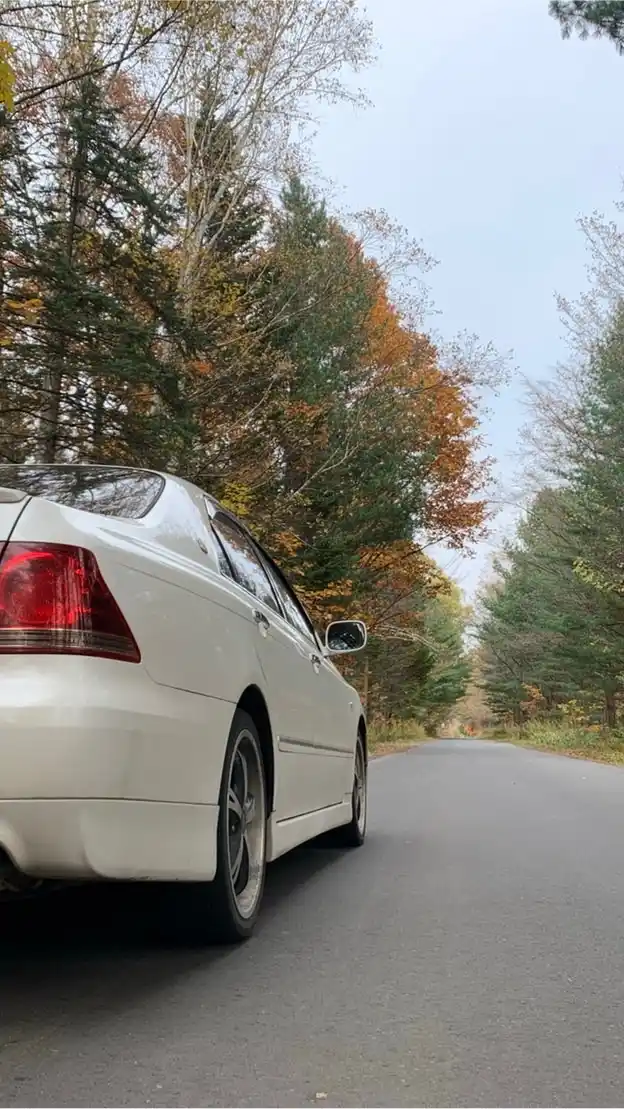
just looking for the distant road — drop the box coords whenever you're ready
[2,739,624,1107]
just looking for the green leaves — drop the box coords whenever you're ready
[0,76,195,465]
[478,304,624,727]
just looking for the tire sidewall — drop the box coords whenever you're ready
[353,734,367,843]
[215,709,267,938]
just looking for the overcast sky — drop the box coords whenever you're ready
[313,0,624,600]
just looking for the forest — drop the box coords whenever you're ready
[473,1,624,751]
[0,0,498,736]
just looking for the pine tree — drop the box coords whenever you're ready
[550,2,624,53]
[478,487,624,727]
[260,177,427,601]
[0,106,41,461]
[2,77,194,467]
[568,304,624,598]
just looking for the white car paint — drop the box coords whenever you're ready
[0,467,366,886]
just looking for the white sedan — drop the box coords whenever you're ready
[0,464,368,941]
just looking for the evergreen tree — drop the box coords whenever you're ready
[420,590,471,730]
[259,177,431,606]
[550,2,624,53]
[1,77,194,467]
[0,107,40,460]
[567,304,624,600]
[478,488,624,726]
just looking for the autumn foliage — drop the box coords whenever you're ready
[0,0,490,726]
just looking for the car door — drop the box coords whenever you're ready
[260,553,356,808]
[209,512,323,821]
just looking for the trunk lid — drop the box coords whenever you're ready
[0,487,31,555]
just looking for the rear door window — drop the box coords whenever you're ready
[261,558,317,643]
[0,466,164,519]
[212,514,280,614]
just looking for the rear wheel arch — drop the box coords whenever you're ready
[237,685,275,813]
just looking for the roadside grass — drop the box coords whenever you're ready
[485,721,624,765]
[368,719,428,758]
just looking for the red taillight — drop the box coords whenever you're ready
[0,543,140,662]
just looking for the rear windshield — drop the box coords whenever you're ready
[0,465,164,519]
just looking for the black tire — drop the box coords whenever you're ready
[159,709,268,945]
[331,732,367,848]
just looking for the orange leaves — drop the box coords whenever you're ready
[299,579,354,627]
[357,271,487,546]
[364,279,414,375]
[191,359,213,375]
[261,203,488,623]
[285,399,325,420]
[409,363,488,542]
[354,541,445,631]
[272,529,304,558]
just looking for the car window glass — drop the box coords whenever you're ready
[263,560,315,641]
[0,465,164,519]
[201,499,235,578]
[210,526,235,579]
[212,515,279,613]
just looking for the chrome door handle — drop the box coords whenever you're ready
[253,609,270,631]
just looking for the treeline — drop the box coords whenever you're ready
[478,301,624,727]
[0,0,489,727]
[477,1,624,730]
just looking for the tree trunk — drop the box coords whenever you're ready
[39,0,102,464]
[40,376,63,462]
[605,689,617,729]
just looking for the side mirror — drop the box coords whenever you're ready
[325,619,367,655]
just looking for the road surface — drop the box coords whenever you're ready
[2,738,624,1107]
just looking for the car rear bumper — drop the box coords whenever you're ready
[0,798,219,881]
[0,657,233,882]
[0,656,234,805]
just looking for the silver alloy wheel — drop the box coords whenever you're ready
[226,728,266,919]
[354,739,367,835]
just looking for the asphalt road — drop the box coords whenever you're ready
[3,739,624,1107]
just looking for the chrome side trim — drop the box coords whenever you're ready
[277,735,352,757]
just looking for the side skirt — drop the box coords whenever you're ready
[267,798,352,862]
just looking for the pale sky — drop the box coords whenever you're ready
[313,0,624,600]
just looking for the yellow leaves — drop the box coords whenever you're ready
[185,259,242,323]
[573,557,624,595]
[0,295,43,347]
[5,297,42,317]
[318,579,353,599]
[220,481,253,518]
[273,529,304,558]
[0,41,15,112]
[557,698,595,728]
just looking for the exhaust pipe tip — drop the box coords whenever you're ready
[0,849,45,900]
